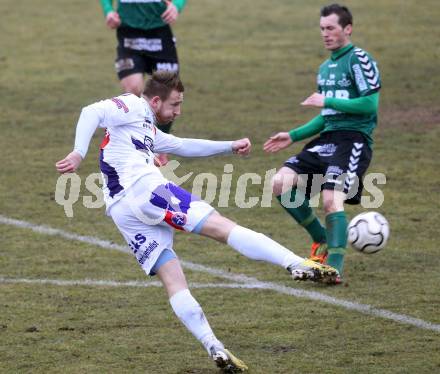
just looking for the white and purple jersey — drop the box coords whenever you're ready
[73,93,233,212]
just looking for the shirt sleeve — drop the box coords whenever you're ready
[289,115,325,142]
[99,0,114,16]
[349,49,381,96]
[73,106,103,159]
[324,92,380,115]
[154,129,233,157]
[172,0,187,12]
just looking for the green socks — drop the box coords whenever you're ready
[326,211,348,275]
[277,189,348,275]
[277,189,326,244]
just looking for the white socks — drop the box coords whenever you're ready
[169,289,223,353]
[226,225,304,269]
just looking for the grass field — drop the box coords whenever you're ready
[1,0,440,373]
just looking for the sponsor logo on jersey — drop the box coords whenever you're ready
[353,64,368,91]
[111,97,129,113]
[142,117,154,129]
[337,74,352,87]
[328,63,338,68]
[325,73,336,86]
[317,74,325,86]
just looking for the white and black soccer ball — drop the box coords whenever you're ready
[347,212,390,254]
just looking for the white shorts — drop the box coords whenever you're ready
[109,175,214,275]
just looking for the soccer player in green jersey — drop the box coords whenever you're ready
[99,0,187,165]
[264,4,381,282]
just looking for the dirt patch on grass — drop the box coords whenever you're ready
[380,106,440,131]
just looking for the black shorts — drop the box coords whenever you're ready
[115,25,179,80]
[284,131,372,205]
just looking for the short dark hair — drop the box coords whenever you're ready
[320,4,353,28]
[143,71,184,101]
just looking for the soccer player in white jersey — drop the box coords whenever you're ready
[56,71,338,372]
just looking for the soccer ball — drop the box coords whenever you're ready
[347,211,390,254]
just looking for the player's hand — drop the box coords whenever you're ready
[106,11,121,29]
[162,1,179,24]
[301,92,325,108]
[263,132,292,153]
[55,151,83,174]
[232,138,251,156]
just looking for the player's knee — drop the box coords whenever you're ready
[323,197,342,214]
[322,189,345,213]
[272,172,296,196]
[271,174,285,196]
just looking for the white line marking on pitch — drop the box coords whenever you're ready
[0,277,257,290]
[1,214,439,333]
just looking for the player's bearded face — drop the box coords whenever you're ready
[156,90,183,124]
[320,14,351,51]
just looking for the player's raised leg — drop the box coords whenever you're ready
[198,212,338,284]
[155,256,248,371]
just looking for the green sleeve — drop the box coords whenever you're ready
[289,115,325,142]
[99,0,114,16]
[172,0,187,12]
[324,92,380,115]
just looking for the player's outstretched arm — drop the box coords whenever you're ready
[263,132,292,153]
[55,104,103,174]
[264,115,325,153]
[56,151,83,174]
[154,131,251,158]
[232,138,251,156]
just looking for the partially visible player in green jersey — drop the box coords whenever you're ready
[101,0,187,31]
[264,3,381,281]
[99,0,187,166]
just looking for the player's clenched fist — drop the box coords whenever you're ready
[232,138,251,156]
[55,151,82,174]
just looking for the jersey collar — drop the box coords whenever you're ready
[330,43,354,61]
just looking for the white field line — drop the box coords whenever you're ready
[0,277,257,290]
[1,214,439,333]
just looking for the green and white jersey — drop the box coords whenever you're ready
[100,0,187,31]
[318,44,381,144]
